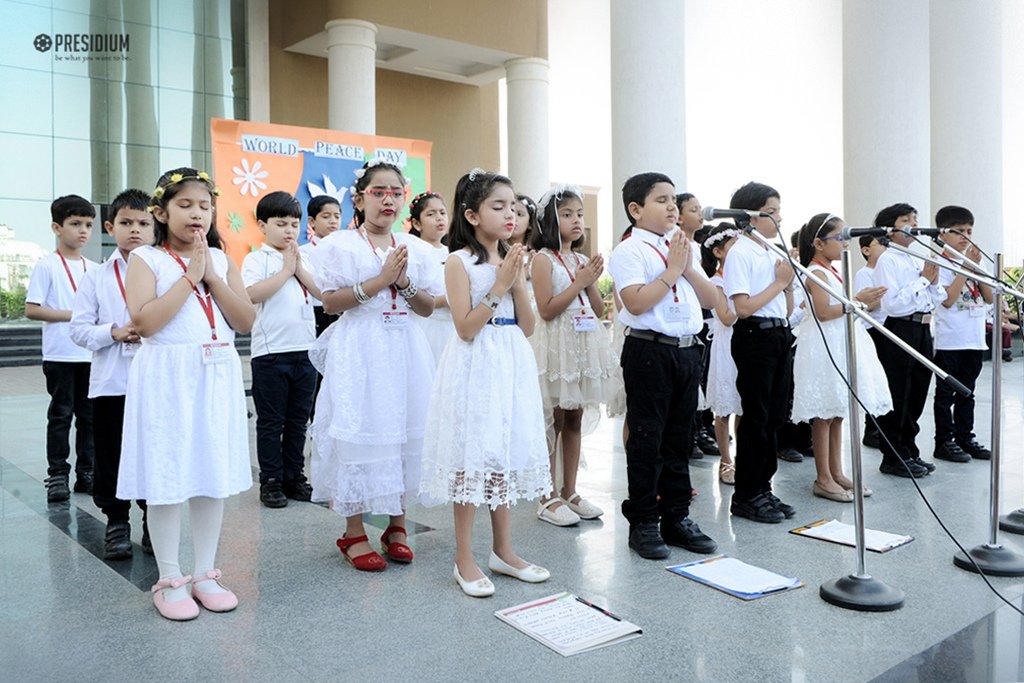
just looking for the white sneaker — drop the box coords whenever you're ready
[537,497,580,526]
[564,494,604,520]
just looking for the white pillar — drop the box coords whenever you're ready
[842,0,930,228]
[325,19,377,135]
[930,0,1002,253]
[505,57,550,200]
[610,0,685,214]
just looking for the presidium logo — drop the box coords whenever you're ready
[33,32,130,61]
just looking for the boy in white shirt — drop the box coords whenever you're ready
[931,206,993,463]
[70,189,153,557]
[26,195,100,502]
[300,195,342,336]
[855,235,888,449]
[242,191,322,508]
[608,172,719,560]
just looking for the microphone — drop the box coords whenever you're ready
[909,227,957,237]
[836,226,890,240]
[701,206,770,222]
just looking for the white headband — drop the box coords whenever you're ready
[703,228,740,249]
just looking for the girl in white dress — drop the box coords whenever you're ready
[529,185,616,525]
[120,168,255,621]
[791,214,891,502]
[420,169,551,597]
[408,191,454,366]
[308,159,442,572]
[698,223,742,485]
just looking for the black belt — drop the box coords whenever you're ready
[890,312,932,324]
[736,316,789,330]
[625,327,700,348]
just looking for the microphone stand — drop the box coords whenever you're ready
[882,240,1024,574]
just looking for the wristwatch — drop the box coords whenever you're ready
[482,292,501,311]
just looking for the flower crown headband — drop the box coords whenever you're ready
[150,171,220,205]
[349,157,410,196]
[537,183,583,216]
[702,228,740,249]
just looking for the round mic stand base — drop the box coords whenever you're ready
[953,543,1024,577]
[820,574,905,612]
[999,509,1024,535]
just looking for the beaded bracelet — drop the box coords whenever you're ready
[397,281,418,299]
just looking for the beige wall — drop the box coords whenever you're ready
[268,1,328,127]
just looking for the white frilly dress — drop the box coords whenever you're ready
[117,246,252,505]
[791,264,893,422]
[308,230,442,516]
[413,244,455,366]
[419,249,551,509]
[706,273,743,417]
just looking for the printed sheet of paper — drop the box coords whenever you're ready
[495,592,641,656]
[678,556,800,595]
[790,519,914,553]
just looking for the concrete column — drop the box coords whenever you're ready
[930,0,1002,252]
[325,19,377,135]
[610,0,685,219]
[505,57,550,200]
[842,0,930,228]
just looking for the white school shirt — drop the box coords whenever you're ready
[933,255,988,351]
[876,248,945,317]
[26,252,97,362]
[298,239,323,305]
[853,265,887,328]
[722,233,788,319]
[241,243,317,358]
[607,227,703,337]
[69,252,136,397]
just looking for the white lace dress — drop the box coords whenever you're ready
[414,244,455,366]
[307,230,442,516]
[117,246,252,505]
[791,265,893,422]
[706,273,742,417]
[419,249,551,509]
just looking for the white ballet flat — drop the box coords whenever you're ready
[564,494,604,520]
[537,498,580,527]
[454,564,495,598]
[488,551,550,583]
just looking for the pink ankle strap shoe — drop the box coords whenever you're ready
[191,569,239,612]
[151,575,200,621]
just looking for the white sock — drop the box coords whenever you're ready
[147,504,190,602]
[189,496,228,594]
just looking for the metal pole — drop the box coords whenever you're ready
[841,251,868,578]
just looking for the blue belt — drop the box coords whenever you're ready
[487,317,517,326]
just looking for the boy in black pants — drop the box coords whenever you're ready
[70,189,153,557]
[722,182,797,523]
[608,173,719,559]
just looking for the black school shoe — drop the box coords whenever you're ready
[103,521,132,560]
[730,493,785,524]
[765,492,796,519]
[260,479,288,508]
[956,438,992,460]
[862,431,881,449]
[934,441,971,463]
[73,471,93,495]
[141,518,153,555]
[628,521,670,559]
[777,448,803,463]
[661,518,718,554]
[45,476,70,503]
[695,429,720,456]
[283,477,314,501]
[913,457,936,473]
[879,458,928,478]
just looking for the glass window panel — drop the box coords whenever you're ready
[0,1,56,71]
[49,9,105,79]
[202,36,233,96]
[159,147,193,174]
[0,198,58,256]
[158,0,202,35]
[53,137,94,201]
[204,0,233,39]
[122,143,161,191]
[0,66,51,136]
[119,20,158,87]
[119,0,155,27]
[156,27,203,92]
[52,73,107,141]
[157,86,197,151]
[0,133,52,201]
[122,82,160,146]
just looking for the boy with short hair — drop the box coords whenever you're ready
[70,189,153,557]
[300,195,342,336]
[872,203,944,477]
[855,235,889,448]
[243,191,322,507]
[26,194,99,502]
[608,173,719,560]
[931,205,993,463]
[722,181,797,524]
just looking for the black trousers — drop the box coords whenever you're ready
[251,351,317,484]
[863,326,885,439]
[91,395,145,521]
[621,336,700,525]
[933,349,983,445]
[42,361,93,478]
[776,343,811,453]
[310,306,339,421]
[875,317,933,462]
[731,322,794,501]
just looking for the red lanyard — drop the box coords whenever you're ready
[56,251,85,292]
[644,242,679,303]
[296,277,309,304]
[552,250,587,313]
[942,254,980,299]
[162,243,218,340]
[360,228,399,310]
[113,259,127,304]
[812,258,842,284]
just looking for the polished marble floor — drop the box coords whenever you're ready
[1,361,1023,682]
